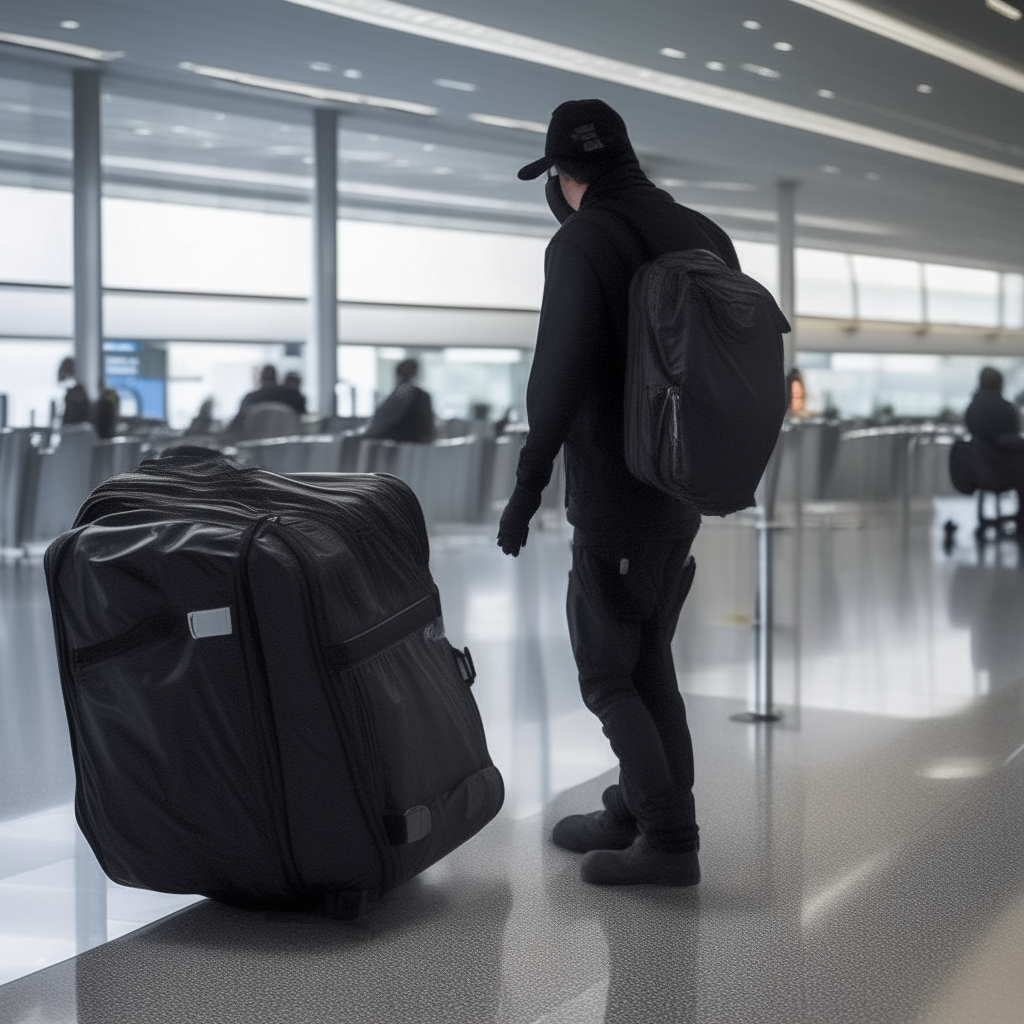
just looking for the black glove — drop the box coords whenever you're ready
[497,484,543,557]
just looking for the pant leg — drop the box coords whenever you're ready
[566,530,699,852]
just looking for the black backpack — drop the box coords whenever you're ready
[623,248,790,515]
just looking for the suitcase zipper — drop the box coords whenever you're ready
[236,516,306,897]
[260,519,396,892]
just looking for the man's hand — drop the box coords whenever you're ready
[497,484,543,557]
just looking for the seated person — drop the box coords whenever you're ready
[364,358,435,444]
[964,367,1023,451]
[185,398,218,436]
[57,356,91,427]
[228,365,307,432]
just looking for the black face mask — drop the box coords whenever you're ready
[545,174,575,224]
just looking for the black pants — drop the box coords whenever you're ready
[566,527,700,853]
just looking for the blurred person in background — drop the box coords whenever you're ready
[365,358,435,443]
[57,357,90,427]
[229,364,307,432]
[93,388,120,440]
[786,368,808,417]
[965,366,1022,450]
[185,398,218,436]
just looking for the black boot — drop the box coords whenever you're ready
[580,836,700,886]
[551,786,638,853]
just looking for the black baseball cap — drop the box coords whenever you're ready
[517,99,633,180]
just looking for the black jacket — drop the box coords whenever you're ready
[965,388,1021,449]
[365,383,435,444]
[235,384,307,419]
[517,156,739,538]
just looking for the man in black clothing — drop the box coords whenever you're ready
[365,358,435,444]
[497,99,739,887]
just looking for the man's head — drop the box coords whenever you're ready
[283,371,301,390]
[517,99,633,185]
[58,357,76,383]
[259,364,277,387]
[396,358,419,385]
[979,366,1004,393]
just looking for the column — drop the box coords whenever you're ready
[73,69,103,399]
[777,180,797,372]
[308,108,339,418]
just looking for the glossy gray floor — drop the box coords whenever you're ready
[2,498,1024,1023]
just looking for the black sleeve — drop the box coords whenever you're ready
[516,240,607,493]
[365,388,412,440]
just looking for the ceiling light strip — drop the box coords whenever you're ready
[0,140,548,213]
[786,0,1024,93]
[0,30,124,61]
[280,0,1024,187]
[468,113,548,134]
[177,61,437,116]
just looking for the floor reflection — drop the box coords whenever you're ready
[2,497,1024,1019]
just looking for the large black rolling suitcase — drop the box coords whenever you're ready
[44,448,503,915]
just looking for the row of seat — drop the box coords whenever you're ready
[0,424,535,553]
[0,418,966,556]
[771,421,960,505]
[0,425,148,554]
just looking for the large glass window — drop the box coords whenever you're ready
[796,249,854,319]
[850,255,923,323]
[924,264,999,327]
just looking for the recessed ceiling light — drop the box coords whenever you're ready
[433,166,454,174]
[303,155,315,164]
[788,0,1024,93]
[171,125,190,135]
[177,61,437,116]
[394,158,411,166]
[422,143,435,151]
[659,47,686,59]
[0,29,123,61]
[213,112,225,120]
[309,61,332,72]
[433,77,477,90]
[658,177,688,187]
[820,164,840,173]
[468,111,548,133]
[817,88,835,98]
[865,171,880,180]
[59,20,80,30]
[200,141,215,149]
[468,112,548,133]
[743,19,762,29]
[367,134,379,141]
[705,60,726,71]
[134,127,153,136]
[917,82,933,93]
[773,41,793,51]
[280,124,291,131]
[742,63,781,78]
[987,0,1022,19]
[278,0,1024,187]
[343,68,362,78]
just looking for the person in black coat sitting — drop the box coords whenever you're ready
[228,364,307,434]
[364,358,435,443]
[965,367,1022,451]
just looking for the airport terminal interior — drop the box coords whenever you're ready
[3,0,1024,1020]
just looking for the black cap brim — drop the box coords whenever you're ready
[517,155,555,181]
